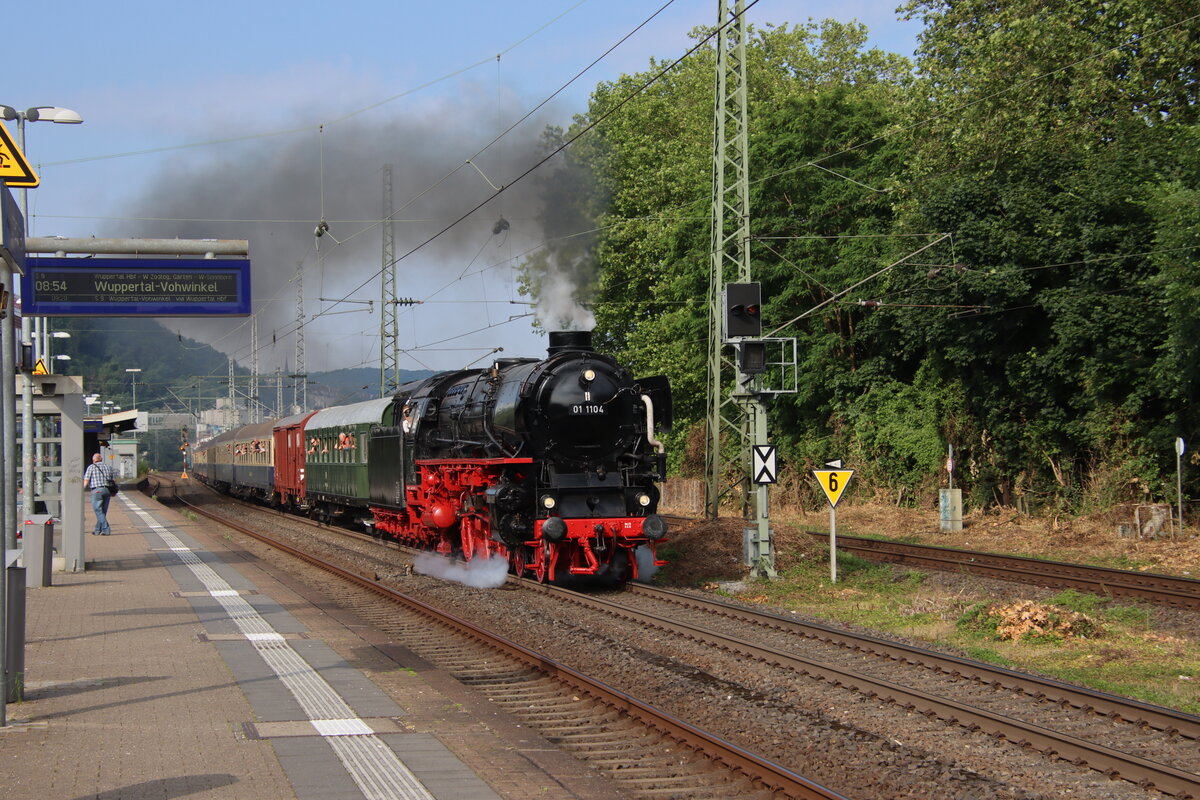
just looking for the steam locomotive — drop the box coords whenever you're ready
[193,331,671,584]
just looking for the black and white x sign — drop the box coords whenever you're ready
[752,445,777,484]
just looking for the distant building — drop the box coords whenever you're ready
[199,397,248,435]
[107,438,139,479]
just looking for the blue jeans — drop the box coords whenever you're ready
[90,488,112,535]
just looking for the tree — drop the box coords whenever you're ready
[891,0,1200,506]
[520,21,912,454]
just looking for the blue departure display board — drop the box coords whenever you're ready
[22,257,251,316]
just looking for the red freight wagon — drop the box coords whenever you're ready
[273,409,318,511]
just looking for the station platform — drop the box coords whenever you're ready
[1,490,620,800]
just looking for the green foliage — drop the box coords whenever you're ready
[956,602,1001,637]
[961,645,1015,668]
[519,4,1199,511]
[840,366,956,495]
[890,0,1200,508]
[520,22,911,427]
[52,317,233,411]
[1050,589,1153,626]
[1048,589,1107,615]
[1101,605,1152,626]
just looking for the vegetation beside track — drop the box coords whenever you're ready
[656,509,1200,715]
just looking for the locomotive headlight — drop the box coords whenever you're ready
[636,492,652,507]
[580,368,596,386]
[541,494,557,510]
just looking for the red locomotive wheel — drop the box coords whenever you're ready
[531,544,548,583]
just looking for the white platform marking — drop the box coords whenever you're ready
[122,496,437,800]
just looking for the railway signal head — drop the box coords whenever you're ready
[725,282,762,338]
[738,340,766,376]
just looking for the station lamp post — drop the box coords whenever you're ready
[0,104,82,728]
[0,104,84,526]
[127,368,141,409]
[47,330,70,374]
[127,368,142,440]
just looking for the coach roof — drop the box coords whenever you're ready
[304,397,395,432]
[273,409,317,430]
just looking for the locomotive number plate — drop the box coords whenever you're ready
[570,404,606,415]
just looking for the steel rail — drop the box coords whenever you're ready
[161,487,1200,740]
[801,530,1200,610]
[621,583,1200,740]
[536,582,1200,799]
[163,480,845,800]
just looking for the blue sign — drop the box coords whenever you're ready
[0,185,25,274]
[21,257,251,316]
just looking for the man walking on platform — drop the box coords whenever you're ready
[83,452,115,535]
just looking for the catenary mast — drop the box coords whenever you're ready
[705,0,776,577]
[381,164,399,397]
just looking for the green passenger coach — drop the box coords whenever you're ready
[303,397,397,517]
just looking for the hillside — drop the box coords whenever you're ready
[47,317,433,414]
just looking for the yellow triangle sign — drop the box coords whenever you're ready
[813,469,854,508]
[32,358,48,375]
[0,124,39,188]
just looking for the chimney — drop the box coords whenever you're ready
[547,330,593,356]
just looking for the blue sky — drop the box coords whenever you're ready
[7,1,920,375]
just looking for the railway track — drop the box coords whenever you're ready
[149,475,844,800]
[796,529,1200,610]
[152,477,1200,798]
[535,581,1200,799]
[658,515,1200,609]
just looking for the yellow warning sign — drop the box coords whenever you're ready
[31,358,48,375]
[0,124,39,187]
[813,469,854,508]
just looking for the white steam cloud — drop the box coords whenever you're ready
[535,267,596,331]
[634,544,659,583]
[413,552,510,588]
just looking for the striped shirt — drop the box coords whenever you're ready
[84,461,116,490]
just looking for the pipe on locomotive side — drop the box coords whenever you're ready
[642,394,665,454]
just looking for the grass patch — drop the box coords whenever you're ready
[1048,588,1106,615]
[1048,589,1153,626]
[1102,604,1151,625]
[749,551,947,638]
[956,603,1001,637]
[961,645,1015,668]
[724,552,1200,715]
[1105,554,1161,572]
[950,602,1199,713]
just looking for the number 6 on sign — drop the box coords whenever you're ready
[813,469,854,508]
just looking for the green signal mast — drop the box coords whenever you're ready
[705,0,776,578]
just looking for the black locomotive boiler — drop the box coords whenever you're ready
[368,330,672,583]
